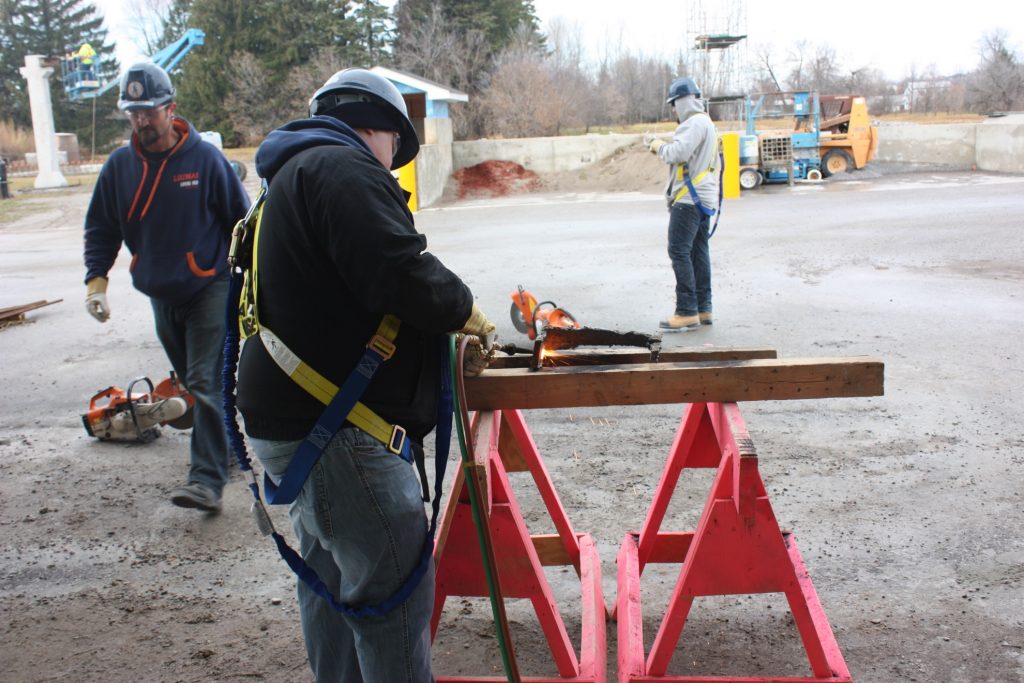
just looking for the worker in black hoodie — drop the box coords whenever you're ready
[236,68,495,682]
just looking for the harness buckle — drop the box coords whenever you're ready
[388,424,407,456]
[368,334,396,360]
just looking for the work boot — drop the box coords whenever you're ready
[170,482,222,513]
[699,311,713,325]
[659,314,701,331]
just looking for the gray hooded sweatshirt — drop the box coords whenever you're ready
[656,95,720,211]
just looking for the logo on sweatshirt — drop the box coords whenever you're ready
[173,171,200,188]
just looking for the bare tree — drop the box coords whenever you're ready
[966,30,1024,113]
[477,24,565,137]
[393,4,490,137]
[224,51,311,144]
[125,0,172,56]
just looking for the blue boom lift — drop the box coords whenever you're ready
[61,28,206,101]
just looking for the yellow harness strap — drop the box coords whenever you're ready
[258,318,405,451]
[673,115,722,204]
[237,191,407,451]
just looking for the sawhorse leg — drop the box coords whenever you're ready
[433,409,607,682]
[617,402,851,682]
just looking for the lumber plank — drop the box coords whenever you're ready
[464,356,884,410]
[489,346,778,370]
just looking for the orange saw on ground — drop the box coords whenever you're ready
[509,284,582,340]
[81,373,194,443]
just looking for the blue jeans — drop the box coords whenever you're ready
[250,428,434,683]
[150,274,230,495]
[667,202,712,317]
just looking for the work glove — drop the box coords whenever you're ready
[85,276,110,323]
[458,333,497,378]
[456,303,498,377]
[648,137,666,154]
[642,133,654,146]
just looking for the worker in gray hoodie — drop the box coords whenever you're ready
[646,77,721,331]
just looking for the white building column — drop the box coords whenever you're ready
[19,55,68,189]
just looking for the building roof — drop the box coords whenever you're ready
[370,66,469,103]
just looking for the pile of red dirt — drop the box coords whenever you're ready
[452,160,542,199]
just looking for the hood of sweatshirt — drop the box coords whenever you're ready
[255,116,375,182]
[675,95,706,123]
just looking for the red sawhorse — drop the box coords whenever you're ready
[432,409,607,682]
[616,402,852,683]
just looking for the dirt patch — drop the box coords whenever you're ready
[451,160,543,199]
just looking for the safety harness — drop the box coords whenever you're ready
[222,181,450,617]
[671,114,725,237]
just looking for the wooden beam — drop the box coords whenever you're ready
[489,346,778,370]
[465,357,884,410]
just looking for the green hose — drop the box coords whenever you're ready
[450,334,521,682]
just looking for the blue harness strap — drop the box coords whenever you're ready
[222,267,452,619]
[263,339,413,505]
[681,142,726,237]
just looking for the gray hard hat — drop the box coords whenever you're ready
[118,62,175,111]
[310,68,419,169]
[666,77,701,104]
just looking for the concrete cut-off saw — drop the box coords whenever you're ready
[81,373,194,443]
[507,285,662,371]
[509,284,582,340]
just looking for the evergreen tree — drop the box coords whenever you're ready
[352,0,393,65]
[395,0,539,57]
[160,0,365,144]
[0,0,120,153]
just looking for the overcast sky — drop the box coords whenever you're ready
[96,0,1021,81]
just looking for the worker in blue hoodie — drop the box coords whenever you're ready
[235,68,495,682]
[83,62,250,512]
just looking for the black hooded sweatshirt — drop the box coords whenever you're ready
[236,117,473,442]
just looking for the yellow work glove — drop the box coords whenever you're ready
[456,303,498,377]
[648,138,666,154]
[85,276,110,323]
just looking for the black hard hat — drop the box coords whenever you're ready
[310,68,419,169]
[118,62,175,111]
[666,77,701,104]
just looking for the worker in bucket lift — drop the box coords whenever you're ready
[77,42,96,82]
[82,62,250,512]
[235,67,497,681]
[645,76,721,331]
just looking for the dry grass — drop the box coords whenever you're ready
[0,120,35,159]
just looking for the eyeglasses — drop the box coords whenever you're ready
[125,105,169,122]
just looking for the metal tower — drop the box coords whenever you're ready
[686,0,747,100]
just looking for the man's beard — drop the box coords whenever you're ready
[137,126,159,148]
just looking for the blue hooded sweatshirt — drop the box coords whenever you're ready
[84,116,250,305]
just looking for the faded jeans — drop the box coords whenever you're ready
[250,428,434,683]
[667,201,712,317]
[150,274,230,495]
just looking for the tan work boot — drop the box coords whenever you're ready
[659,314,700,331]
[699,311,713,325]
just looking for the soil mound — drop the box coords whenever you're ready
[540,144,666,194]
[451,160,543,199]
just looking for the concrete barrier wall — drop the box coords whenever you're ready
[875,123,977,168]
[453,133,642,174]
[417,122,1020,208]
[416,142,452,209]
[975,123,1024,173]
